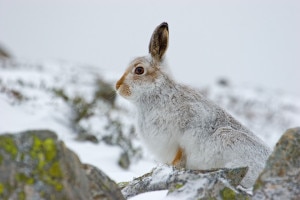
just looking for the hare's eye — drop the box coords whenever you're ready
[134,66,145,75]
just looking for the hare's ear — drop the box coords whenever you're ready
[149,22,169,62]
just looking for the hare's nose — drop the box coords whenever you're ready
[116,81,121,90]
[116,75,125,90]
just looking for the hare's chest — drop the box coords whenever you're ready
[137,110,177,138]
[137,111,179,163]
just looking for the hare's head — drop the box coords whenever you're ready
[116,22,169,101]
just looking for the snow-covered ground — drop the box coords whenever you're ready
[0,59,157,185]
[1,59,299,199]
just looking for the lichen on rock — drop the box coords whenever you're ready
[253,127,300,200]
[0,135,18,159]
[0,130,124,200]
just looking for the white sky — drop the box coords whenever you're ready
[0,0,299,95]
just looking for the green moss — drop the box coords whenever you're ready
[1,134,64,194]
[31,137,44,170]
[31,136,42,154]
[30,136,57,170]
[29,135,64,191]
[20,153,25,162]
[220,187,250,200]
[0,154,3,165]
[55,183,63,191]
[0,136,18,158]
[174,183,183,189]
[43,175,64,192]
[220,187,236,200]
[48,162,63,178]
[15,173,34,185]
[168,183,184,193]
[0,181,15,199]
[18,191,26,200]
[0,183,3,194]
[37,152,46,170]
[43,138,57,161]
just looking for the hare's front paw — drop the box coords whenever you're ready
[171,147,186,169]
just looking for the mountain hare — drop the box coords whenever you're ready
[116,22,271,188]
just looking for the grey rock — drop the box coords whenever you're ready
[121,164,250,199]
[0,130,125,200]
[0,44,11,59]
[253,127,300,200]
[83,164,125,200]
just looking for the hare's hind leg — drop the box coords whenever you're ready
[171,147,186,168]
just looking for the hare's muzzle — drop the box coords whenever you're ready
[116,71,128,90]
[116,76,124,90]
[115,74,131,98]
[116,81,121,90]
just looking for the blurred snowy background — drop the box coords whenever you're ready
[1,0,299,95]
[0,0,299,199]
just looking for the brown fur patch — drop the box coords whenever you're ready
[172,147,183,166]
[149,70,159,82]
[116,71,128,90]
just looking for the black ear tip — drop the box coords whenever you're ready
[160,22,168,30]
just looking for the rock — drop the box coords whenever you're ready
[0,44,11,59]
[76,133,99,144]
[121,164,251,199]
[0,130,125,200]
[83,164,125,200]
[253,127,300,200]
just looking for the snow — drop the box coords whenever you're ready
[150,164,175,185]
[166,178,208,200]
[66,140,132,182]
[206,82,300,147]
[0,59,157,187]
[129,190,168,200]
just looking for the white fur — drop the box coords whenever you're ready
[116,23,271,188]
